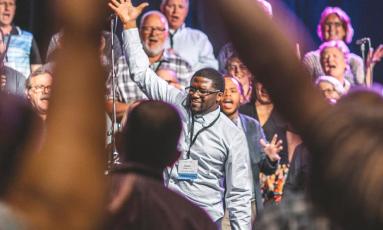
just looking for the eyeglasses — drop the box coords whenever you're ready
[30,85,51,93]
[141,26,166,34]
[0,1,15,8]
[324,22,343,28]
[185,86,221,96]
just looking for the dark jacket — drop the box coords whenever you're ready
[239,113,278,214]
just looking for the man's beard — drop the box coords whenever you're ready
[143,42,164,57]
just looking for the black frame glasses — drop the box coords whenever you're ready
[185,86,221,97]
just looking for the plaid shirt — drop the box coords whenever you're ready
[106,49,192,103]
[106,56,147,103]
[150,49,193,88]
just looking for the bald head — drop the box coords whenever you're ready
[140,11,169,57]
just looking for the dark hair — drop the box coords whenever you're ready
[191,68,225,92]
[309,89,383,229]
[121,101,182,170]
[0,93,41,197]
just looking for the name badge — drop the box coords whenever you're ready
[177,159,198,181]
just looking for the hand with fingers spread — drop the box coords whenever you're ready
[260,134,283,162]
[108,0,149,29]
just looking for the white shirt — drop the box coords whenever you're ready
[165,24,218,73]
[123,28,251,230]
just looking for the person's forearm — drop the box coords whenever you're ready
[7,0,108,229]
[106,100,130,121]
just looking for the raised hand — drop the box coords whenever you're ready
[108,0,149,28]
[365,45,383,86]
[260,134,283,162]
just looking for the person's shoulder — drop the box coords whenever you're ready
[183,26,209,40]
[218,112,245,141]
[349,52,363,64]
[135,176,216,229]
[219,111,239,128]
[240,113,260,127]
[13,26,33,37]
[4,66,26,79]
[303,49,320,60]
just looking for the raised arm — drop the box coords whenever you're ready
[6,0,107,229]
[109,0,184,104]
[215,0,330,137]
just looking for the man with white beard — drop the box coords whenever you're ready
[139,10,192,88]
[106,10,192,120]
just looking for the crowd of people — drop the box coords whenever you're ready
[1,0,383,229]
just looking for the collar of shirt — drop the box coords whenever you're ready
[160,49,172,62]
[169,23,186,35]
[9,26,20,36]
[192,107,220,126]
[232,116,244,131]
[149,50,167,69]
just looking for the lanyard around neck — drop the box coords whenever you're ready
[186,112,220,159]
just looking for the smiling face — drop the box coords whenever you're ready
[220,77,241,120]
[140,13,168,57]
[27,73,53,119]
[318,81,341,103]
[226,56,252,86]
[187,76,222,115]
[161,0,188,30]
[322,14,346,42]
[321,47,347,82]
[0,0,15,28]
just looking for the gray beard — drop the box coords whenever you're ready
[143,42,164,57]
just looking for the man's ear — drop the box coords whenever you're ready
[25,89,31,99]
[216,91,223,103]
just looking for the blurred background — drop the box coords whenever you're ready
[17,0,383,83]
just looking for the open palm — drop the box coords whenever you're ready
[109,0,148,25]
[260,134,283,162]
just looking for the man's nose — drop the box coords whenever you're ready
[43,87,51,94]
[172,7,178,14]
[191,92,201,98]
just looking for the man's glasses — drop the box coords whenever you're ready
[324,22,343,28]
[0,1,15,8]
[141,26,166,34]
[30,85,52,93]
[185,86,221,96]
